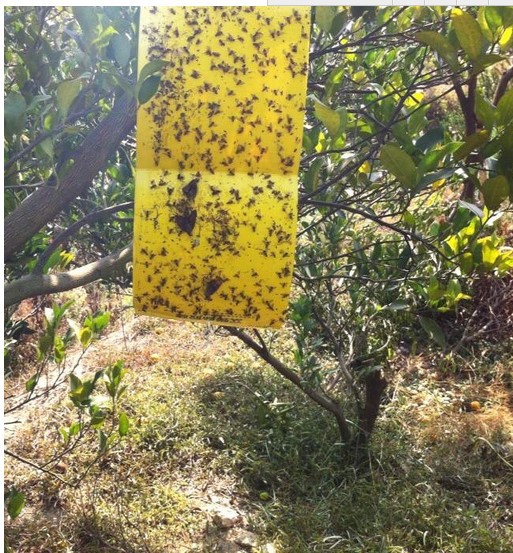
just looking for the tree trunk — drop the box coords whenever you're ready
[453,77,478,202]
[4,94,137,259]
[355,369,388,448]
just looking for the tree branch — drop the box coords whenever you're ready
[493,65,513,106]
[302,198,451,261]
[226,327,352,443]
[4,244,133,307]
[4,106,102,174]
[4,93,136,259]
[5,449,73,487]
[33,201,134,274]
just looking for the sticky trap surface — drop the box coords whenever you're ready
[134,7,310,328]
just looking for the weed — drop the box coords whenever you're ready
[5,319,513,552]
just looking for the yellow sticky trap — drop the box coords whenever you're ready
[134,7,310,328]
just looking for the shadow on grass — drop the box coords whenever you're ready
[6,353,513,553]
[165,362,513,553]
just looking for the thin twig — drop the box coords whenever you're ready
[5,449,74,486]
[33,202,134,274]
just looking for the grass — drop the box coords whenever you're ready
[4,312,513,552]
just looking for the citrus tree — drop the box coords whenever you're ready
[4,6,513,449]
[5,6,138,301]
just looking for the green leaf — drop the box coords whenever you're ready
[92,25,118,48]
[415,126,444,154]
[25,374,38,392]
[326,65,344,87]
[419,316,446,348]
[138,59,168,83]
[7,490,25,520]
[72,7,98,44]
[311,97,346,139]
[104,360,126,399]
[384,300,409,311]
[335,107,347,137]
[499,25,513,51]
[330,11,348,37]
[59,427,70,444]
[453,130,490,161]
[38,334,53,357]
[69,421,82,437]
[458,200,484,219]
[79,327,92,348]
[419,142,460,174]
[27,93,52,112]
[56,79,83,119]
[98,430,108,452]
[110,33,131,67]
[459,252,475,275]
[497,88,513,127]
[380,144,417,189]
[419,168,456,188]
[451,8,484,61]
[107,162,131,183]
[477,8,494,42]
[500,6,513,28]
[69,377,95,407]
[315,6,338,34]
[415,31,459,70]
[89,405,107,427]
[472,53,506,73]
[92,312,111,333]
[482,175,510,210]
[496,251,513,274]
[474,91,496,131]
[304,158,324,193]
[39,137,54,160]
[481,239,501,271]
[118,412,129,436]
[53,336,66,364]
[484,7,505,32]
[137,75,161,105]
[4,92,27,136]
[69,373,82,392]
[403,210,416,229]
[407,104,429,137]
[42,248,65,274]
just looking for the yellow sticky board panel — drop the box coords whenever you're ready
[134,6,310,328]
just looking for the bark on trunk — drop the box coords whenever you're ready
[356,369,388,447]
[4,94,137,259]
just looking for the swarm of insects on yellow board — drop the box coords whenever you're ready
[134,6,311,328]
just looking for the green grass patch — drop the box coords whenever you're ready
[5,321,513,552]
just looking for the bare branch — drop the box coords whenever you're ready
[5,449,74,487]
[226,327,352,442]
[4,244,133,307]
[493,65,513,106]
[33,201,134,274]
